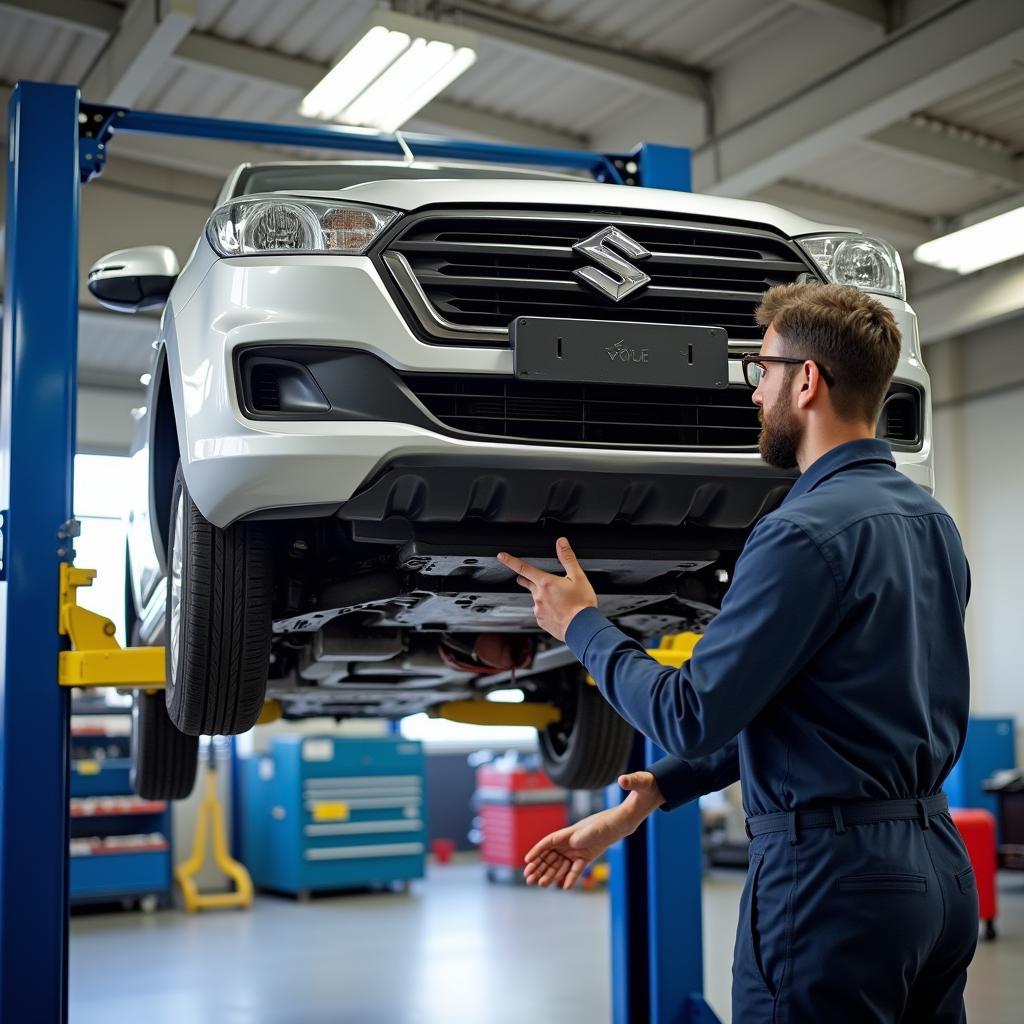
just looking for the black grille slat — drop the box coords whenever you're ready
[394,239,807,274]
[381,209,816,344]
[411,270,765,303]
[401,374,762,450]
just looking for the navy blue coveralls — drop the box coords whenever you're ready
[565,439,977,1023]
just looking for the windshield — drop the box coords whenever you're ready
[233,161,588,197]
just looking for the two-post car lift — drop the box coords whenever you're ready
[0,79,719,1023]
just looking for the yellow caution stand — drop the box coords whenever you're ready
[175,743,253,913]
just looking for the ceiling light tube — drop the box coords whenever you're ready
[913,205,1024,275]
[299,10,477,132]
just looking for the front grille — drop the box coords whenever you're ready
[402,374,924,452]
[380,209,815,345]
[402,374,761,449]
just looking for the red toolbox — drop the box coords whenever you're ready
[951,808,998,940]
[475,765,568,877]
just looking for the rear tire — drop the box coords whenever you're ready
[537,667,634,790]
[131,691,199,800]
[165,462,272,736]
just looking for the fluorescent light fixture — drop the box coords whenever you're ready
[913,205,1024,275]
[299,10,477,132]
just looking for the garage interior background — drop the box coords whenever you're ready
[1,0,1020,720]
[0,0,1022,1021]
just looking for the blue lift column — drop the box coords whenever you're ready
[606,142,722,1024]
[0,81,80,1022]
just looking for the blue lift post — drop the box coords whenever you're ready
[0,79,716,1021]
[0,81,80,1024]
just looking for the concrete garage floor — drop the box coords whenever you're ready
[70,857,1024,1024]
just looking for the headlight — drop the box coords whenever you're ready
[796,234,905,301]
[206,196,399,256]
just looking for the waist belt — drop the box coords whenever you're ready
[745,792,948,845]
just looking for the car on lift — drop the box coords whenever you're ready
[90,158,931,801]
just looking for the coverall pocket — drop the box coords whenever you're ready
[955,865,976,894]
[837,872,928,894]
[746,852,777,997]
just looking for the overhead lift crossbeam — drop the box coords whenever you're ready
[0,79,718,1023]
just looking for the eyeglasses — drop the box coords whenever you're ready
[741,354,835,389]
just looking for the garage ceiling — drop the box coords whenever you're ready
[0,0,1022,389]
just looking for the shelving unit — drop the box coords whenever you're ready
[69,724,173,910]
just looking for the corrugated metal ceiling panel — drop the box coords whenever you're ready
[0,7,104,88]
[925,65,1024,149]
[791,140,1017,220]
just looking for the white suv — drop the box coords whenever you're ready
[90,159,931,799]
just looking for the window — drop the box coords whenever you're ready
[73,454,132,644]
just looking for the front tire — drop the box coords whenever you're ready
[165,462,272,735]
[537,667,634,790]
[131,691,199,800]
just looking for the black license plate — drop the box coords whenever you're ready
[510,317,728,388]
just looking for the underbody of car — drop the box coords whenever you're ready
[92,159,932,796]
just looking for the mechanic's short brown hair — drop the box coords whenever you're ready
[754,282,901,423]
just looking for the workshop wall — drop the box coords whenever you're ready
[929,314,1024,741]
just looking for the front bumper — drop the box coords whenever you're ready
[168,251,933,529]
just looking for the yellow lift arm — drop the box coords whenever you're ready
[57,563,165,689]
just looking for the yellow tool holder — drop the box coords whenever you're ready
[175,749,254,913]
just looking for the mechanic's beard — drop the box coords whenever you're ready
[758,393,802,470]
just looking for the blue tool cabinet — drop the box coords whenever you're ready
[946,715,1017,824]
[241,735,427,896]
[68,728,173,908]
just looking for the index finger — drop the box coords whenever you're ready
[497,551,550,586]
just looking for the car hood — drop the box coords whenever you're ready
[284,178,855,239]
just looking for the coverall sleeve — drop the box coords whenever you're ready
[564,515,840,760]
[646,739,740,812]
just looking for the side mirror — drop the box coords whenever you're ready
[87,245,180,313]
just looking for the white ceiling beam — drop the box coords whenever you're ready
[693,0,1024,197]
[81,0,197,107]
[864,121,1024,190]
[913,260,1024,344]
[755,181,933,244]
[438,0,706,103]
[786,0,889,31]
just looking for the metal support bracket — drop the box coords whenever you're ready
[77,103,125,183]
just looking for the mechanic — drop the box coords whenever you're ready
[497,281,977,1023]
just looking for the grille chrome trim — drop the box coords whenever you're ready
[380,208,816,346]
[383,251,504,342]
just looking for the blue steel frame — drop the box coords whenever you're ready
[1,78,715,1022]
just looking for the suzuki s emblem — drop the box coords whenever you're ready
[572,226,651,301]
